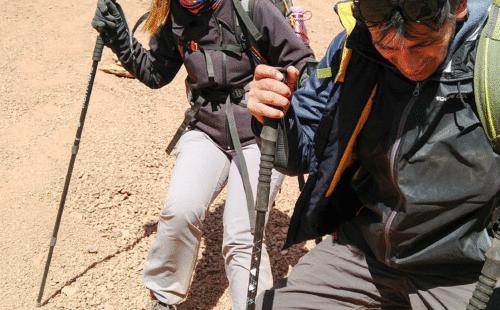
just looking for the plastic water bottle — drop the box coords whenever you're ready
[290,6,311,45]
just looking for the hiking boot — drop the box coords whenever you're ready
[145,299,177,310]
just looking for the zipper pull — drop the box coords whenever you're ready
[413,82,421,96]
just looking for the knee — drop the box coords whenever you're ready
[222,235,268,267]
[222,237,251,265]
[159,196,204,229]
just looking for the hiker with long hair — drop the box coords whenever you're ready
[91,0,315,309]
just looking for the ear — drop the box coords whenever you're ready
[456,0,467,20]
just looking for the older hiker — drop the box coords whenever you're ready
[91,0,314,309]
[247,0,500,308]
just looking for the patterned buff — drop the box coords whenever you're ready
[178,0,221,15]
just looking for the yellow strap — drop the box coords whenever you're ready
[335,47,352,83]
[326,85,378,197]
[334,1,356,83]
[316,2,355,81]
[336,1,357,34]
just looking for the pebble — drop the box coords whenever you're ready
[62,286,78,297]
[87,246,99,253]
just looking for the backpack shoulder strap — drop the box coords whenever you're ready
[232,0,267,64]
[333,0,356,83]
[474,0,500,153]
[232,0,263,44]
[334,1,357,34]
[270,0,286,16]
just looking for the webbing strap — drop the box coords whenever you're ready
[132,12,149,35]
[165,95,206,154]
[221,51,256,232]
[274,0,286,16]
[225,96,256,232]
[274,119,288,168]
[200,43,244,54]
[200,48,215,78]
[183,43,244,79]
[232,0,262,43]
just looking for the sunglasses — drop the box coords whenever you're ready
[354,0,444,24]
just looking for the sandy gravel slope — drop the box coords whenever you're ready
[0,0,343,309]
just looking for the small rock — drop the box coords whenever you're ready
[62,286,78,297]
[87,246,99,253]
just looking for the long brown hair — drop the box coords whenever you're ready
[143,0,171,35]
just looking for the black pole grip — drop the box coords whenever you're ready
[246,118,279,310]
[255,119,279,212]
[467,231,500,310]
[93,35,105,62]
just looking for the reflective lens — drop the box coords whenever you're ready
[356,0,442,24]
[403,0,441,22]
[359,0,394,24]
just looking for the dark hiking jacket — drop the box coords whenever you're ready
[275,0,500,274]
[106,0,314,149]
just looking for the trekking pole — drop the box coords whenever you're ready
[246,116,280,310]
[466,217,500,310]
[35,35,105,308]
[246,68,291,310]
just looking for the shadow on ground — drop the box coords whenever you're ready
[38,199,308,309]
[177,201,309,310]
[38,220,158,307]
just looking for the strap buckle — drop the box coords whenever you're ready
[230,87,245,100]
[188,41,199,52]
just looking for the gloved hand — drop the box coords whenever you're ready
[91,0,126,42]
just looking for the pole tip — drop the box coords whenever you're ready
[36,302,41,307]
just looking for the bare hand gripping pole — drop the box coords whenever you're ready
[246,68,288,310]
[35,35,105,308]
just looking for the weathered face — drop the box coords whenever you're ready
[368,20,456,81]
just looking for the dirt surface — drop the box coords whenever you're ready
[0,0,343,309]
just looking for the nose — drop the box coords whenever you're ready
[395,50,426,74]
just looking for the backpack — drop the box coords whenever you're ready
[232,0,300,65]
[133,0,303,67]
[474,0,500,154]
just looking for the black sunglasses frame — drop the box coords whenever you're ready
[353,0,445,24]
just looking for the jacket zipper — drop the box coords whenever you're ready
[384,82,422,265]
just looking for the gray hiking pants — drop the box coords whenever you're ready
[142,130,284,310]
[256,224,500,310]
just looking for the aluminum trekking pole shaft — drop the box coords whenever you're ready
[246,117,279,310]
[36,35,105,308]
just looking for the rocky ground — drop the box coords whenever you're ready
[0,0,343,309]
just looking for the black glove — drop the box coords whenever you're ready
[91,0,126,43]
